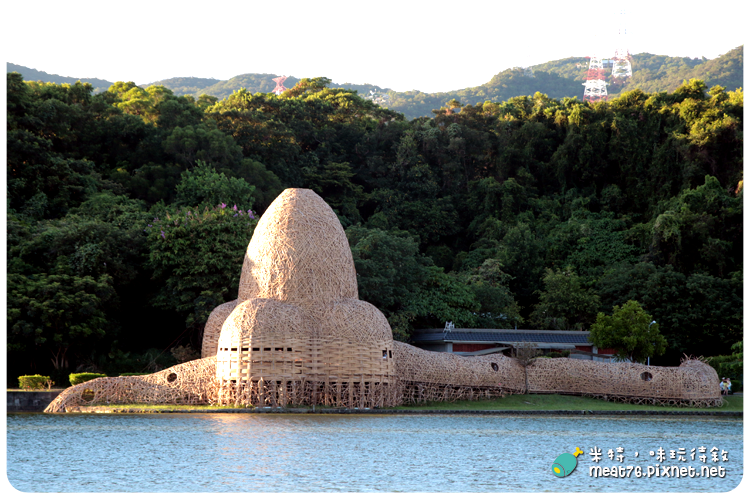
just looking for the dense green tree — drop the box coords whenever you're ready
[648,175,742,276]
[174,161,256,208]
[8,214,145,285]
[407,266,481,330]
[226,158,285,211]
[461,258,522,328]
[162,124,244,168]
[303,161,363,224]
[596,263,742,362]
[346,226,432,340]
[530,267,600,330]
[705,341,743,392]
[7,273,117,382]
[589,300,667,363]
[145,203,257,329]
[496,221,545,310]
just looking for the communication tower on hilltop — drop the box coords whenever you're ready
[582,55,608,103]
[611,10,632,79]
[272,76,288,95]
[365,89,390,106]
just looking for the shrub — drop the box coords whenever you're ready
[118,372,149,377]
[69,372,107,385]
[18,375,52,390]
[548,350,571,358]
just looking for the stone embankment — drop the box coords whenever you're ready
[8,390,64,412]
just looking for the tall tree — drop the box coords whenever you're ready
[589,300,667,363]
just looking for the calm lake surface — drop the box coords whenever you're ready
[6,413,743,493]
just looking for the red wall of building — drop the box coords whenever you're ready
[452,344,489,352]
[596,347,618,355]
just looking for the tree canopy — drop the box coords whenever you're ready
[589,300,668,363]
[6,68,742,384]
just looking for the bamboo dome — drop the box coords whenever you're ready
[214,188,396,407]
[201,299,237,358]
[236,188,359,305]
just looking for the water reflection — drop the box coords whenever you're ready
[6,413,742,493]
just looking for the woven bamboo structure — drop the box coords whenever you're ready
[236,188,359,305]
[211,189,397,407]
[526,357,722,407]
[201,299,237,358]
[394,341,526,403]
[44,357,219,412]
[44,188,723,412]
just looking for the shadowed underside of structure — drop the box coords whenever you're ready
[44,189,722,412]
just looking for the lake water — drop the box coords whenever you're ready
[5,413,743,493]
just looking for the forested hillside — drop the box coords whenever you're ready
[389,46,743,118]
[11,46,741,120]
[6,72,743,387]
[145,45,745,118]
[147,74,393,103]
[7,63,114,94]
[148,74,302,100]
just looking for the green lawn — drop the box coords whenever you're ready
[72,394,742,412]
[393,393,743,412]
[7,388,62,392]
[78,403,252,411]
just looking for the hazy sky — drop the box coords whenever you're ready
[3,0,746,93]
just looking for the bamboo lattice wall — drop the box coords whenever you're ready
[526,357,722,407]
[394,341,526,403]
[201,299,237,358]
[44,357,219,412]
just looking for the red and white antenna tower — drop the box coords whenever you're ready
[582,55,608,103]
[272,76,288,95]
[611,9,632,79]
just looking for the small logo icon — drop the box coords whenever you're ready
[552,447,583,477]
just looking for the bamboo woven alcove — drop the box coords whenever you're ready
[45,189,723,412]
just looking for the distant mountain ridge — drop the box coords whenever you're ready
[9,46,741,119]
[386,46,742,118]
[145,74,394,102]
[6,63,115,93]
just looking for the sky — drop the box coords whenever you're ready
[2,0,746,93]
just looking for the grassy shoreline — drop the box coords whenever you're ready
[39,394,742,413]
[393,393,742,412]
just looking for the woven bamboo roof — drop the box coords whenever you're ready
[237,188,359,306]
[215,188,396,400]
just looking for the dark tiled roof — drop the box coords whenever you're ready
[412,329,591,345]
